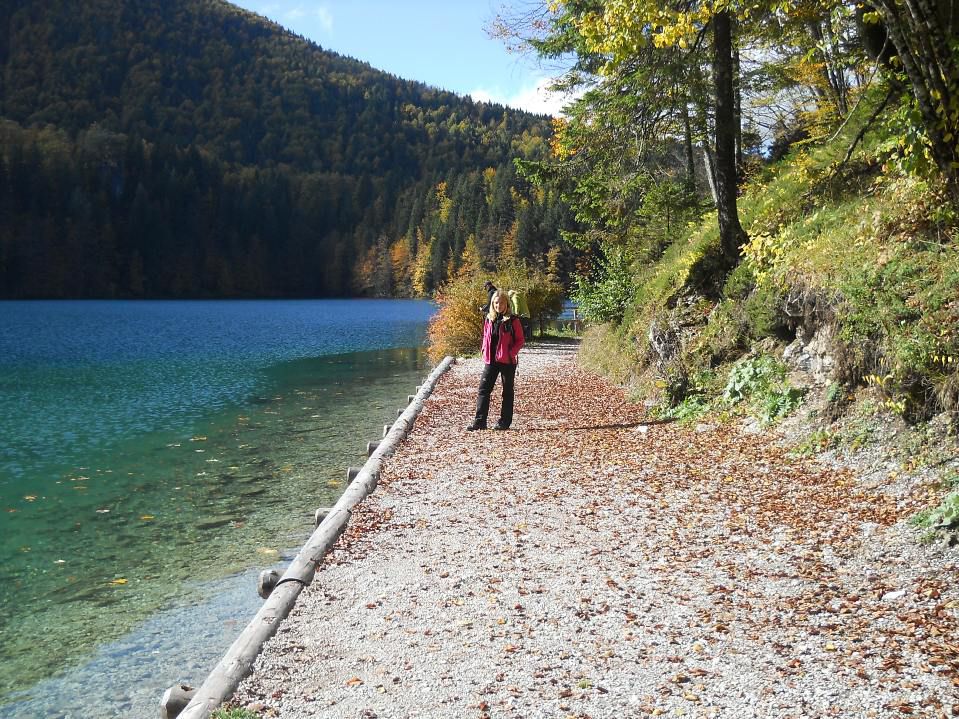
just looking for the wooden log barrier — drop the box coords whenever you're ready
[160,684,196,719]
[177,355,455,719]
[366,440,380,457]
[347,466,360,483]
[407,394,415,403]
[257,569,280,599]
[382,423,391,438]
[314,507,333,527]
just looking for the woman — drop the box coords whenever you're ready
[467,289,525,431]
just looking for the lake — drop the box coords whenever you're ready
[0,299,435,717]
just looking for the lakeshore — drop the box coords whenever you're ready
[231,341,958,718]
[0,300,434,715]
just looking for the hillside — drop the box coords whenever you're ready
[569,99,959,542]
[0,0,573,298]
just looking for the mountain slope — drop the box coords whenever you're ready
[0,0,541,173]
[0,0,569,298]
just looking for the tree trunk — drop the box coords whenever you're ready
[871,0,959,185]
[701,143,719,206]
[695,110,719,205]
[682,103,696,192]
[822,17,849,115]
[712,10,747,266]
[733,46,743,173]
[808,19,850,116]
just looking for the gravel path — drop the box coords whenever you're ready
[233,342,958,718]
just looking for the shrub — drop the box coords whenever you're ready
[723,355,805,423]
[913,490,959,533]
[571,244,635,324]
[577,323,641,385]
[743,283,786,339]
[427,274,487,363]
[427,262,564,362]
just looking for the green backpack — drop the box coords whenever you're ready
[508,289,529,318]
[508,289,533,341]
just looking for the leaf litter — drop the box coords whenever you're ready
[233,343,958,718]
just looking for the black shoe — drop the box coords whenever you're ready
[493,423,509,431]
[466,422,487,431]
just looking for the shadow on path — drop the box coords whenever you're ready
[524,418,676,432]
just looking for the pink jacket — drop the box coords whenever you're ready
[481,315,525,364]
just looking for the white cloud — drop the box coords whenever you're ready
[282,4,333,34]
[314,6,333,34]
[471,77,576,117]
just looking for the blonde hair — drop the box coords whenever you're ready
[487,289,511,322]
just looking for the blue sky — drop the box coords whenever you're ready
[228,1,569,116]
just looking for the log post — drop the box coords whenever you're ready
[257,569,279,599]
[382,424,390,438]
[314,507,333,526]
[366,440,380,457]
[396,408,404,418]
[407,394,415,403]
[347,466,360,483]
[160,684,196,719]
[176,356,456,719]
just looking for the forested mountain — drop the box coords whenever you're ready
[0,0,573,298]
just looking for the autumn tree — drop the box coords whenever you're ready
[863,0,959,186]
[565,0,748,265]
[411,231,434,297]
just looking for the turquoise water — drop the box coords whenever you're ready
[0,300,434,715]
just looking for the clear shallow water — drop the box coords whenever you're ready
[0,300,434,716]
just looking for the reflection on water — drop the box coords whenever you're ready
[0,301,433,715]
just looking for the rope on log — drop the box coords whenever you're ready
[176,355,455,719]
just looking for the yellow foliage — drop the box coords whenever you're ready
[411,234,433,297]
[483,167,497,206]
[427,274,488,363]
[427,262,565,362]
[436,182,452,223]
[550,117,573,158]
[458,235,482,278]
[390,236,412,294]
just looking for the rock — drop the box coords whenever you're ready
[881,590,906,602]
[784,325,836,385]
[195,516,236,530]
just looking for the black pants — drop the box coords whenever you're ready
[473,361,516,428]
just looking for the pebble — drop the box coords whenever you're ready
[230,345,959,718]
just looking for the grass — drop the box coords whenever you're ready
[581,83,958,427]
[568,85,959,543]
[212,708,260,719]
[790,429,839,457]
